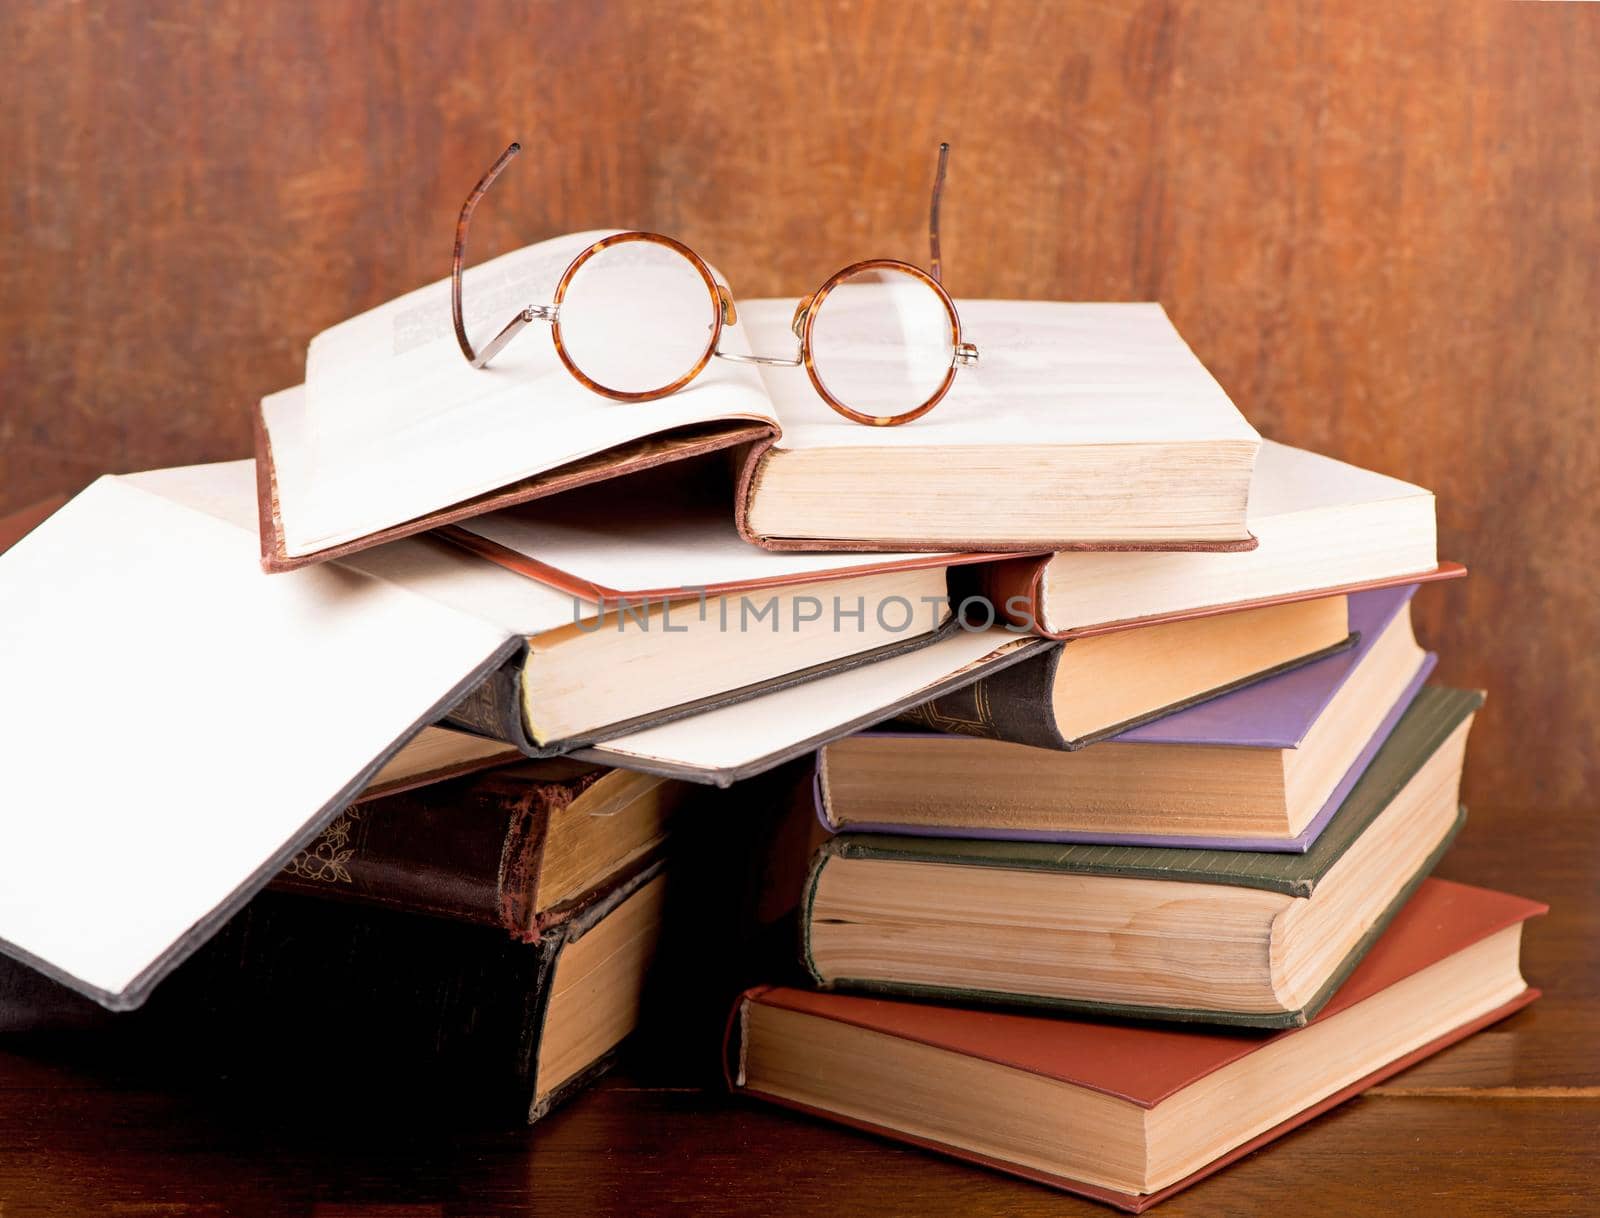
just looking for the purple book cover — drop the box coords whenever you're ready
[817,584,1435,853]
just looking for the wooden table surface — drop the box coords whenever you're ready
[1,798,1594,1217]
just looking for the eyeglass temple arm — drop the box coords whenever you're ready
[452,141,533,368]
[928,142,950,284]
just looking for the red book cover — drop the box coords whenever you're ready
[728,878,1544,1211]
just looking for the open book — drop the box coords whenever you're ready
[0,471,1043,1008]
[256,233,1262,569]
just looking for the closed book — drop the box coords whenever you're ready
[444,586,957,758]
[804,687,1481,1026]
[272,761,693,938]
[348,523,961,757]
[733,878,1544,1212]
[894,592,1354,751]
[823,584,1434,849]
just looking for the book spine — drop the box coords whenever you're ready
[969,554,1050,634]
[270,767,600,938]
[798,844,836,987]
[892,646,1067,749]
[444,652,537,752]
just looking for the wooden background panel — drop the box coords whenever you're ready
[1,0,1595,812]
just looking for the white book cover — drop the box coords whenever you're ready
[0,465,524,1008]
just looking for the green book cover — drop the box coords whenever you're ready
[812,686,1482,898]
[801,686,1482,1028]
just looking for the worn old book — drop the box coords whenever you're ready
[257,231,1262,568]
[0,473,1039,1010]
[803,687,1480,1026]
[275,760,691,937]
[732,878,1544,1212]
[893,592,1353,752]
[984,439,1463,638]
[0,865,674,1125]
[824,585,1432,848]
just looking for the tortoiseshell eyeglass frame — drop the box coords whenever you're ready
[450,142,978,426]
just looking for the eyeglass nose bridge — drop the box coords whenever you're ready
[714,348,804,368]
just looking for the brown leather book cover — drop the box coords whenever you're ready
[268,760,652,939]
[729,877,1544,1210]
[982,556,1467,640]
[254,403,778,572]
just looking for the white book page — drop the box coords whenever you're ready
[741,299,1260,450]
[590,627,1035,774]
[0,471,513,1005]
[133,460,585,636]
[341,532,584,637]
[456,479,956,597]
[270,232,778,557]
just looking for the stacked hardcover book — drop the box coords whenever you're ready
[724,481,1544,1208]
[0,225,1542,1205]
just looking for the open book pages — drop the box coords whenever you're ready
[271,231,776,560]
[738,299,1260,546]
[745,299,1256,451]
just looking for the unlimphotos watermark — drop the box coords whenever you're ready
[572,590,1039,635]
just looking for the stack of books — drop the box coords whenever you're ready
[0,225,1541,1202]
[725,477,1544,1207]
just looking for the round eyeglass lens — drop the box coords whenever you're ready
[556,237,720,396]
[807,267,955,420]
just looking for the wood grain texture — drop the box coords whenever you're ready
[0,1066,1590,1217]
[2,0,1596,814]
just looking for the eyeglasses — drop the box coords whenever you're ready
[450,143,978,427]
